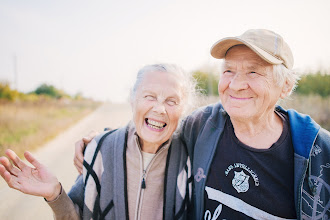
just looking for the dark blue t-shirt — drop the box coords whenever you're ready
[204,112,297,219]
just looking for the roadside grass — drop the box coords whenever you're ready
[0,99,100,158]
[197,94,330,131]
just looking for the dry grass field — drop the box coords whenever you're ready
[278,94,330,130]
[0,99,100,157]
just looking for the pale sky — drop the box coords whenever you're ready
[1,0,330,102]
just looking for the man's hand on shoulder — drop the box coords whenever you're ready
[74,130,99,174]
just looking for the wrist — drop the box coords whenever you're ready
[45,182,62,202]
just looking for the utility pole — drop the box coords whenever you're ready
[13,54,18,90]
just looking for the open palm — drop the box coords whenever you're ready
[0,149,60,201]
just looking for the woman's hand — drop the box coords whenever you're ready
[74,130,99,174]
[0,149,61,201]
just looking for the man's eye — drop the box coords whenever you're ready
[248,71,261,78]
[223,70,233,75]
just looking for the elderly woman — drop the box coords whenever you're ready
[0,64,196,219]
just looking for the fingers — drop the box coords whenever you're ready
[0,164,21,190]
[82,130,98,144]
[75,140,85,161]
[5,149,27,170]
[0,164,9,181]
[74,140,85,174]
[24,151,42,169]
[74,157,83,174]
[0,164,12,183]
[0,156,20,176]
[73,130,98,174]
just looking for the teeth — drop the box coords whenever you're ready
[147,119,166,128]
[148,124,162,130]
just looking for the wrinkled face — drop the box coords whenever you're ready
[218,45,288,121]
[132,71,184,148]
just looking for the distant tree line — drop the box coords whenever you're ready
[295,71,330,97]
[0,83,83,101]
[192,70,330,97]
[34,83,70,99]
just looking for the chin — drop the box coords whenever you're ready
[226,109,249,119]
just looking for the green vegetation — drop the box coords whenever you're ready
[192,71,219,95]
[0,82,19,100]
[0,82,100,157]
[295,71,330,97]
[0,82,83,102]
[34,83,70,99]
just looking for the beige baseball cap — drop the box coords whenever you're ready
[210,29,294,69]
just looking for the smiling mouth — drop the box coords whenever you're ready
[145,118,167,130]
[230,95,251,100]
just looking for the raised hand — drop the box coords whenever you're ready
[0,149,61,201]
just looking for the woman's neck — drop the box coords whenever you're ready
[139,140,161,154]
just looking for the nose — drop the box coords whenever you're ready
[229,73,248,91]
[152,101,166,114]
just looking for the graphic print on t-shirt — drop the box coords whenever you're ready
[225,162,260,193]
[232,170,249,193]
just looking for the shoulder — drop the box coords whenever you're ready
[277,106,330,158]
[317,127,330,140]
[84,125,128,162]
[315,128,330,152]
[183,102,224,130]
[276,106,320,131]
[189,102,223,119]
[179,102,226,151]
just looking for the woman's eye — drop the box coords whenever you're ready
[166,100,177,106]
[145,95,156,101]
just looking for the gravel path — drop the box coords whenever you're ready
[0,103,131,220]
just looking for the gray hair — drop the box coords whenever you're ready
[130,63,198,115]
[272,64,300,97]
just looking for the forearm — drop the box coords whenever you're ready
[47,186,80,220]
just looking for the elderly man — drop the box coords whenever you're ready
[182,29,329,219]
[74,29,329,219]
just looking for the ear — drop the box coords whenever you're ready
[280,79,294,99]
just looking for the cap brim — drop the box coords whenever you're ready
[210,37,283,65]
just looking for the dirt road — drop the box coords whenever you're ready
[0,103,131,220]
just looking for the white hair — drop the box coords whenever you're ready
[130,63,198,116]
[272,64,300,96]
